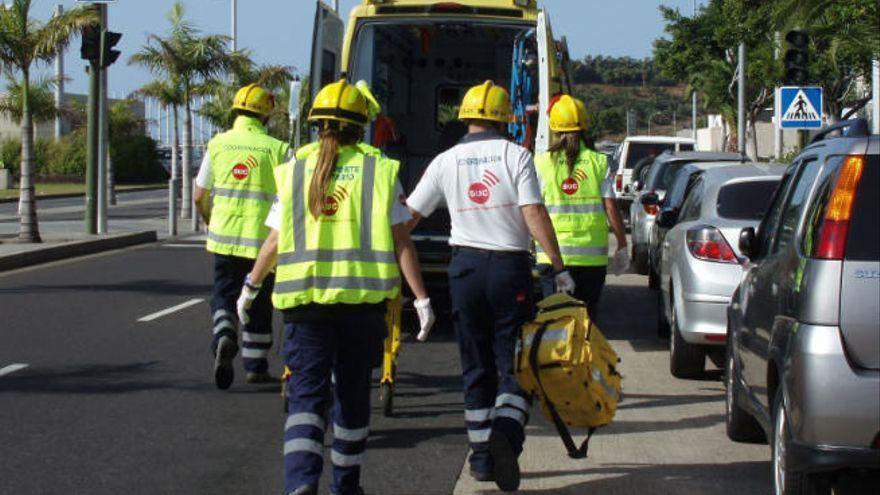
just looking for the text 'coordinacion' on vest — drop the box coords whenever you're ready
[456,156,503,167]
[221,144,274,154]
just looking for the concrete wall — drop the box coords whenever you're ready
[0,93,145,141]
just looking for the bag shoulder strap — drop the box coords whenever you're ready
[527,320,597,459]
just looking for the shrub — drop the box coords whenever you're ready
[112,135,164,183]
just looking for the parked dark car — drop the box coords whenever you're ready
[726,120,879,494]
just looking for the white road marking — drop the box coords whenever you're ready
[138,298,205,322]
[0,363,29,377]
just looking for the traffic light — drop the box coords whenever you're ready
[101,30,122,68]
[80,25,100,63]
[784,29,810,85]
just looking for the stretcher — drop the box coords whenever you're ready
[281,296,405,417]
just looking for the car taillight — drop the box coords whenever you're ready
[615,174,623,191]
[815,155,865,260]
[686,227,737,263]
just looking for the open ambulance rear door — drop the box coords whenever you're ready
[310,1,345,104]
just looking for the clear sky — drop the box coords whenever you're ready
[25,0,701,98]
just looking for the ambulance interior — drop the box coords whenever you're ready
[349,22,538,241]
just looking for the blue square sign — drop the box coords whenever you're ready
[778,86,823,129]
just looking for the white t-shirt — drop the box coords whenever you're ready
[406,132,543,252]
[195,153,213,189]
[264,181,411,230]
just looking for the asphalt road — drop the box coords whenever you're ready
[0,242,773,494]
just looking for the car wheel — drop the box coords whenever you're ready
[656,290,670,339]
[725,340,764,443]
[772,391,832,495]
[632,245,649,275]
[669,308,705,379]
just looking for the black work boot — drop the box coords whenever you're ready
[288,485,317,495]
[245,371,280,384]
[213,335,238,390]
[489,431,521,492]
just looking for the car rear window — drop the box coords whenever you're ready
[716,180,781,220]
[625,143,677,168]
[846,155,879,261]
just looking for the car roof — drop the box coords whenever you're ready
[623,136,694,144]
[698,163,786,183]
[655,151,744,164]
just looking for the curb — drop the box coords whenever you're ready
[0,185,166,204]
[0,230,158,272]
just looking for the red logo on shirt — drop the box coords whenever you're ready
[322,186,349,216]
[468,169,501,204]
[561,170,588,195]
[232,155,259,180]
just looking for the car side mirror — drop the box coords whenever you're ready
[739,227,756,259]
[656,209,678,228]
[640,192,659,206]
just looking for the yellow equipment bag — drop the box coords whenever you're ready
[516,293,622,458]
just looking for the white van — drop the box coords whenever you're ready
[612,136,695,208]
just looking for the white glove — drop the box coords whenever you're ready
[609,248,631,276]
[236,276,261,326]
[414,298,436,342]
[555,270,576,294]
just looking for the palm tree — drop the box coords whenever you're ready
[0,75,64,124]
[0,0,96,242]
[133,79,184,182]
[129,1,231,219]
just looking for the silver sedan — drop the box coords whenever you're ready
[658,164,784,378]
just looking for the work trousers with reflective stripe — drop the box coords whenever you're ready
[537,264,607,323]
[282,308,385,495]
[210,254,274,373]
[448,248,534,474]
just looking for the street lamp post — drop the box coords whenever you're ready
[231,0,237,52]
[692,0,698,144]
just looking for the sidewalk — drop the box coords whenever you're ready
[0,187,206,272]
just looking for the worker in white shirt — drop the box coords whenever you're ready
[405,81,573,493]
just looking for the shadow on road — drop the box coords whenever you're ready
[617,392,723,410]
[0,361,205,394]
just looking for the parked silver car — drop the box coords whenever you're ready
[726,120,879,494]
[657,164,783,378]
[630,151,743,275]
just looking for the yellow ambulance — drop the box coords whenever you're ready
[310,0,572,269]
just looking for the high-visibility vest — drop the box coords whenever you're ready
[205,116,289,259]
[535,145,609,266]
[272,146,401,309]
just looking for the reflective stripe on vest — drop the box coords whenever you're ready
[212,187,275,202]
[535,146,609,267]
[272,152,400,309]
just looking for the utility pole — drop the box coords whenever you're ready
[873,59,879,135]
[691,0,697,144]
[231,0,237,52]
[737,42,746,156]
[85,46,99,234]
[54,4,64,142]
[97,4,109,231]
[774,32,783,159]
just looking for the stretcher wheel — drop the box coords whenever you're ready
[379,381,394,417]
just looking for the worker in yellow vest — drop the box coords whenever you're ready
[534,95,629,320]
[194,84,289,390]
[236,79,434,495]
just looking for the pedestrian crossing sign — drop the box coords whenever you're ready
[777,86,823,129]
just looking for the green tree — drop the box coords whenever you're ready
[655,0,780,157]
[129,1,231,218]
[0,0,96,242]
[0,75,64,123]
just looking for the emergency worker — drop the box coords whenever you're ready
[534,95,629,320]
[194,84,289,389]
[406,80,573,492]
[237,79,434,495]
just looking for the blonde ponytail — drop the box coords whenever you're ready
[307,124,362,219]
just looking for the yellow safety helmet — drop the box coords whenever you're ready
[232,84,275,118]
[458,80,512,124]
[548,94,590,132]
[308,79,369,127]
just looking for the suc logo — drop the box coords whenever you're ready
[468,169,501,204]
[232,155,260,180]
[562,170,588,195]
[322,185,349,216]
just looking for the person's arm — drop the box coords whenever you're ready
[247,230,279,286]
[405,208,423,233]
[521,203,564,273]
[194,186,211,224]
[392,223,428,300]
[605,198,627,250]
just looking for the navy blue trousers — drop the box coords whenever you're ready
[448,248,534,474]
[537,264,607,322]
[282,308,385,495]
[210,254,274,373]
